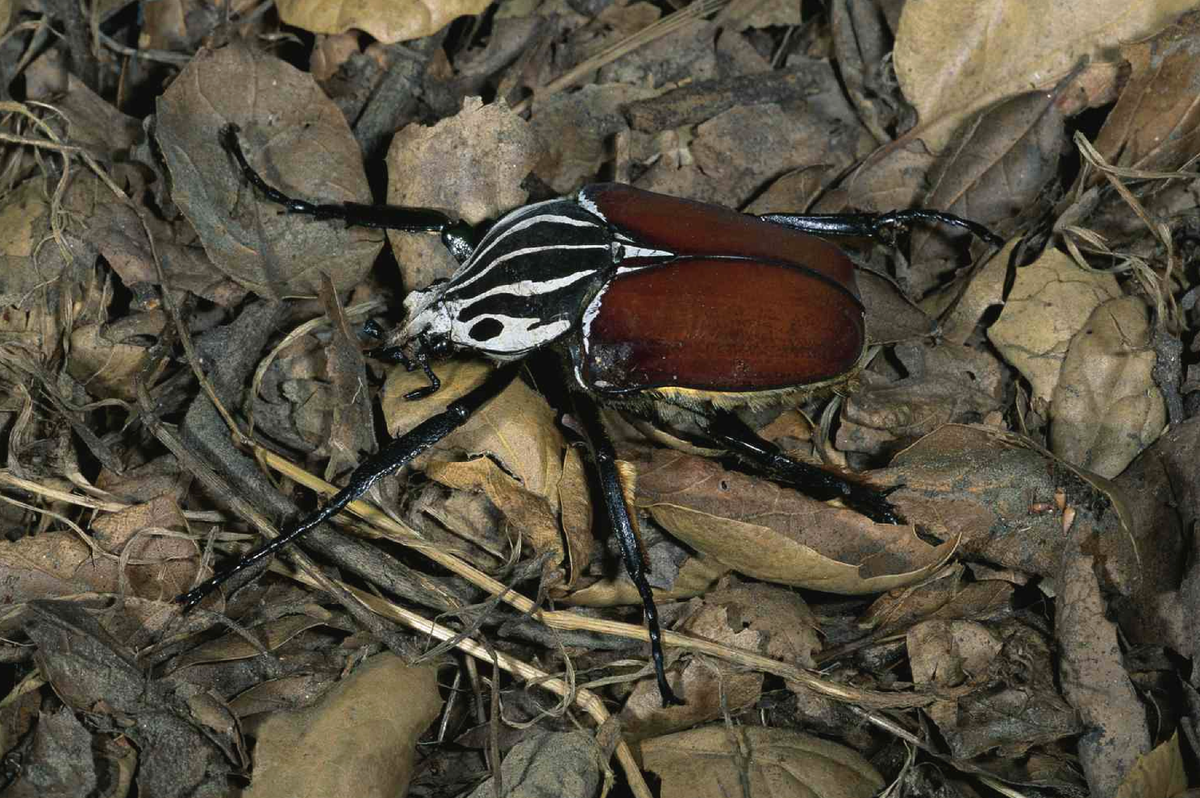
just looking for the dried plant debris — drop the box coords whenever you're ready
[2,2,1200,797]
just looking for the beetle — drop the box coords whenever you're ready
[179,124,1002,707]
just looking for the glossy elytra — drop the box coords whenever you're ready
[178,124,1002,708]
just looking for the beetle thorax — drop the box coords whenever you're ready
[395,197,622,364]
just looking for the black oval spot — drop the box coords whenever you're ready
[469,318,505,342]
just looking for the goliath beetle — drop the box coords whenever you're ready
[179,124,1002,707]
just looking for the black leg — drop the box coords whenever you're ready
[573,393,684,708]
[221,124,480,260]
[759,209,1003,248]
[177,363,520,612]
[707,412,901,525]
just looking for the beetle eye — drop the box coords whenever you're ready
[469,318,504,342]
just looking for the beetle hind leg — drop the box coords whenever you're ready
[573,393,685,708]
[708,411,902,524]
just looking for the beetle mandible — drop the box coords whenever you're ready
[178,124,1002,707]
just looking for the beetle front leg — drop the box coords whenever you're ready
[177,363,520,611]
[222,124,482,261]
[573,393,685,708]
[707,412,901,525]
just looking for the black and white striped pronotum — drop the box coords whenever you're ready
[182,124,1002,708]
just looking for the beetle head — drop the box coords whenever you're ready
[390,282,454,400]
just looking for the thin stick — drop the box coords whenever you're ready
[257,445,962,710]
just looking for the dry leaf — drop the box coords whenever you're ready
[1051,295,1166,477]
[839,340,1007,454]
[465,731,601,798]
[0,181,74,307]
[1094,10,1200,173]
[425,457,565,565]
[908,619,1002,688]
[913,620,1080,759]
[1059,541,1150,796]
[157,44,382,297]
[887,425,1139,590]
[383,359,566,504]
[894,0,1192,151]
[387,98,543,291]
[637,726,885,798]
[566,553,730,606]
[987,247,1121,402]
[636,449,954,594]
[938,240,1018,345]
[228,672,341,719]
[277,0,492,44]
[909,89,1065,284]
[1115,732,1188,798]
[172,612,334,671]
[243,655,441,798]
[89,495,199,600]
[67,311,167,401]
[620,601,764,739]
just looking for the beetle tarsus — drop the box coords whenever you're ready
[403,360,441,401]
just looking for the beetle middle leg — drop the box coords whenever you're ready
[572,392,685,707]
[758,209,1003,247]
[178,363,520,611]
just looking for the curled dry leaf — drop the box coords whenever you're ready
[859,566,1015,637]
[385,360,582,570]
[908,619,1003,690]
[937,239,1017,345]
[172,612,334,671]
[885,425,1139,593]
[1094,9,1200,174]
[620,600,765,740]
[894,0,1191,151]
[67,311,167,401]
[839,340,1007,454]
[909,89,1065,287]
[565,551,731,607]
[243,655,441,798]
[635,449,955,594]
[228,672,341,719]
[157,45,382,297]
[387,97,543,291]
[0,181,76,307]
[465,731,601,798]
[425,457,565,567]
[912,619,1080,759]
[277,0,492,44]
[1051,295,1166,478]
[987,247,1121,402]
[383,360,565,503]
[636,726,884,798]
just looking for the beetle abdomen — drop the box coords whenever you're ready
[580,184,857,286]
[578,257,865,395]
